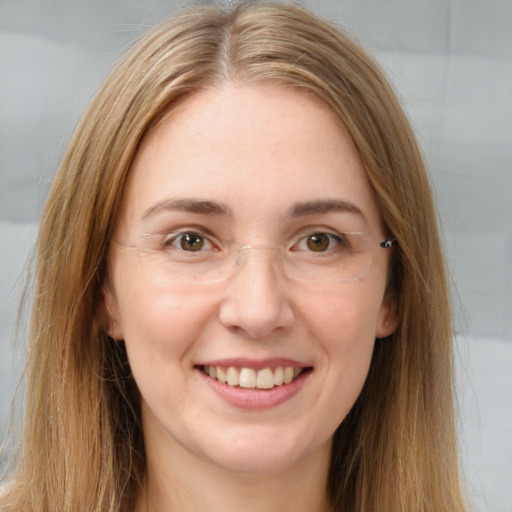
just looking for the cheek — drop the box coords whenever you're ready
[300,287,381,414]
[303,285,383,352]
[115,282,217,372]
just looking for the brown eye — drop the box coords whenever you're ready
[179,233,205,251]
[306,234,331,252]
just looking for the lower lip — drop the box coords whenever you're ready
[198,369,311,410]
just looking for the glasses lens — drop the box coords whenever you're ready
[283,232,374,282]
[113,231,381,284]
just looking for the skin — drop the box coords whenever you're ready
[105,83,397,512]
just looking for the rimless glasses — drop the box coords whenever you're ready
[111,229,395,284]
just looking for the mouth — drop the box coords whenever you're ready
[199,365,310,390]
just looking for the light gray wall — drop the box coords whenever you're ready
[1,0,511,338]
[1,1,511,510]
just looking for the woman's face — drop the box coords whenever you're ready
[106,84,397,476]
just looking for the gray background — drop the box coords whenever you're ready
[1,1,511,510]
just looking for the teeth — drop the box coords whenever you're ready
[226,367,239,387]
[239,368,256,388]
[274,366,284,385]
[217,366,227,383]
[202,365,304,389]
[256,368,274,389]
[283,367,294,384]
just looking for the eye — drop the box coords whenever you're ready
[306,233,331,252]
[294,232,345,253]
[163,231,214,252]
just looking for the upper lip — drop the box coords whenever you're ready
[195,358,311,370]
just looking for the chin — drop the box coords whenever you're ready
[196,427,329,477]
[209,450,305,477]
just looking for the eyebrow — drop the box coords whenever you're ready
[141,197,365,221]
[289,199,365,219]
[142,198,231,220]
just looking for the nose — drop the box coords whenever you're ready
[218,247,295,338]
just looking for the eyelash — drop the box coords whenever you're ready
[160,230,218,252]
[158,228,348,253]
[292,232,347,253]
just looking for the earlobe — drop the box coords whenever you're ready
[102,278,124,340]
[375,296,399,339]
[106,315,123,341]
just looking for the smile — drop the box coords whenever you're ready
[201,365,305,390]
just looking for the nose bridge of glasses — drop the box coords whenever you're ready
[230,244,288,278]
[227,244,293,290]
[234,244,284,268]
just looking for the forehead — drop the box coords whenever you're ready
[118,83,382,233]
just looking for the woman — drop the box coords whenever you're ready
[1,2,467,511]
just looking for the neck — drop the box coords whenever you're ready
[137,434,332,512]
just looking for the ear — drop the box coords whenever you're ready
[101,275,124,341]
[375,294,399,339]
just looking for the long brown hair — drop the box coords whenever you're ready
[1,2,466,511]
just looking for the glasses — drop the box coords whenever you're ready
[111,230,395,284]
